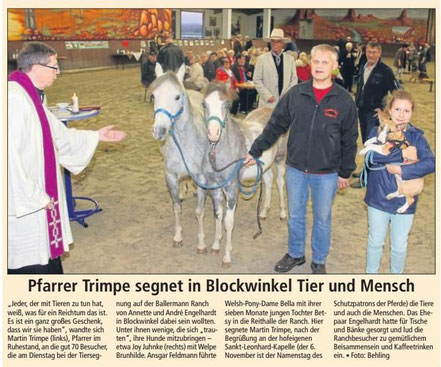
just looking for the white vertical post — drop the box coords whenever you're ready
[174,10,181,39]
[221,9,232,40]
[263,9,271,39]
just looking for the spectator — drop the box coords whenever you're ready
[183,54,205,91]
[352,41,399,187]
[226,49,235,65]
[354,43,367,83]
[232,53,256,113]
[210,51,222,71]
[233,34,243,54]
[418,43,431,79]
[393,44,408,84]
[141,51,157,87]
[216,57,239,114]
[407,41,417,72]
[284,34,300,53]
[340,42,356,91]
[201,52,216,81]
[253,28,297,108]
[295,52,312,83]
[244,36,253,51]
[156,33,185,75]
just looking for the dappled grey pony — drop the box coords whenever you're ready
[150,70,211,249]
[201,82,288,266]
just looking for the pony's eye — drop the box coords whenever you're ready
[175,95,180,101]
[202,102,206,109]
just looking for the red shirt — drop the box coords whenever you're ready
[313,85,332,104]
[216,68,238,90]
[296,64,312,82]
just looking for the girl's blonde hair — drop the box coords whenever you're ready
[387,89,415,112]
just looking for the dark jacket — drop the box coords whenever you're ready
[249,80,358,178]
[231,64,249,83]
[141,59,156,86]
[364,124,435,214]
[157,43,185,73]
[233,40,243,55]
[202,60,216,81]
[355,60,398,111]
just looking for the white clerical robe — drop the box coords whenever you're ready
[8,81,100,269]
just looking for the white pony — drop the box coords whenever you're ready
[150,65,211,249]
[201,82,287,266]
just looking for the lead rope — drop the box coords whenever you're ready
[209,144,263,239]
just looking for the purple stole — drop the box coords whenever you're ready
[9,70,64,259]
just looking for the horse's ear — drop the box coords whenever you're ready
[176,63,186,83]
[155,62,164,78]
[375,108,387,127]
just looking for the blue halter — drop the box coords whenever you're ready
[154,92,186,130]
[154,91,263,193]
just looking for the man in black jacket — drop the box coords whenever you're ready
[244,44,358,274]
[201,52,216,81]
[351,42,399,187]
[355,42,398,144]
[141,51,157,87]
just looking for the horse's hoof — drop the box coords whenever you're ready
[222,261,231,269]
[280,216,287,222]
[259,216,267,221]
[197,247,208,255]
[173,240,184,248]
[211,249,220,255]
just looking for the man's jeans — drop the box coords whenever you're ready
[286,166,338,264]
[366,206,414,274]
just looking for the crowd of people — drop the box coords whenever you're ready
[142,32,432,113]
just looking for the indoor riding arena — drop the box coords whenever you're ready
[7,8,436,274]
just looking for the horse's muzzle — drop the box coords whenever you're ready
[152,126,167,141]
[207,123,221,143]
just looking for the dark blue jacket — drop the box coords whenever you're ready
[364,124,435,214]
[355,60,398,111]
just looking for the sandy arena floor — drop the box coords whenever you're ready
[44,58,435,274]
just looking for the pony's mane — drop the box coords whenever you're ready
[203,81,238,103]
[186,90,206,137]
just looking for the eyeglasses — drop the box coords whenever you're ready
[311,59,331,66]
[38,63,60,71]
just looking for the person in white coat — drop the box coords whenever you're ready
[253,28,298,108]
[8,42,126,274]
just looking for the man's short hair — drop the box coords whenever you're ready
[310,44,338,63]
[366,42,382,52]
[17,42,57,72]
[210,52,217,57]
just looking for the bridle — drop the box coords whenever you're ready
[153,92,186,131]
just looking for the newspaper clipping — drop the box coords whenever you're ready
[3,2,440,367]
